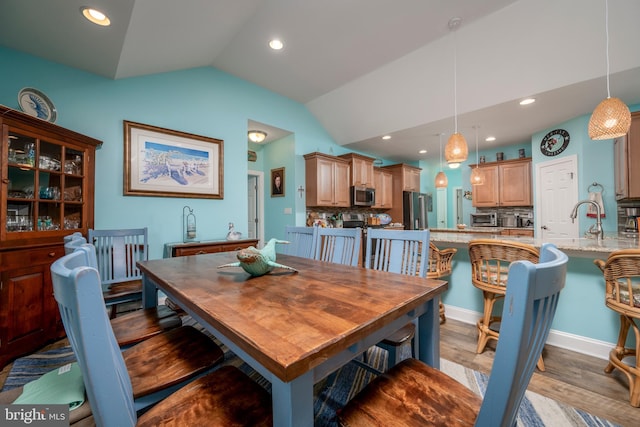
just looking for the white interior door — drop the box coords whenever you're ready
[535,155,578,239]
[247,171,264,246]
[436,188,448,229]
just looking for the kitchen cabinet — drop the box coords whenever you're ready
[501,228,534,237]
[470,158,532,207]
[338,153,375,188]
[372,168,393,209]
[165,239,259,257]
[304,152,350,207]
[382,163,422,225]
[614,111,640,200]
[0,106,101,367]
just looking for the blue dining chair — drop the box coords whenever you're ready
[363,228,430,369]
[50,246,273,426]
[314,227,362,266]
[284,225,318,258]
[338,243,569,427]
[88,227,148,318]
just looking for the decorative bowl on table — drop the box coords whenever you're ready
[456,224,467,230]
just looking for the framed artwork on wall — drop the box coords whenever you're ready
[271,167,285,197]
[123,120,224,199]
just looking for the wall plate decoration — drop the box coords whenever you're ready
[540,129,570,156]
[18,87,57,123]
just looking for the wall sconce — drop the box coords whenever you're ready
[248,130,267,143]
[183,206,197,242]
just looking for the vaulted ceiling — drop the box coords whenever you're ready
[2,0,639,162]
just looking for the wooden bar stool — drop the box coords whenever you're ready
[594,249,640,407]
[426,242,457,324]
[468,239,546,370]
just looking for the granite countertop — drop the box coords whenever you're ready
[430,230,640,258]
[431,227,534,233]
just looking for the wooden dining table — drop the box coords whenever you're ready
[138,252,447,427]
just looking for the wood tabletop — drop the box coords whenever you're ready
[138,252,447,382]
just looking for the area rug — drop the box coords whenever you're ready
[2,343,621,427]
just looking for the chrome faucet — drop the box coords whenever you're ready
[570,200,603,241]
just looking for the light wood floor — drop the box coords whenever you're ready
[1,317,637,426]
[441,317,637,427]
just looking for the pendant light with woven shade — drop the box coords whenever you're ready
[470,126,484,185]
[588,0,631,140]
[445,17,468,168]
[435,133,448,188]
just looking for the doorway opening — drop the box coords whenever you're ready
[247,170,265,246]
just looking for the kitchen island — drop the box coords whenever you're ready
[430,229,639,360]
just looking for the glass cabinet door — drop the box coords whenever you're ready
[5,129,85,235]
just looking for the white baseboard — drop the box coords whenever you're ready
[443,304,614,361]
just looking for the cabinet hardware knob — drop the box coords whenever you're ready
[196,251,206,254]
[49,252,56,257]
[2,179,9,184]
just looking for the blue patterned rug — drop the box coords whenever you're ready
[2,344,621,426]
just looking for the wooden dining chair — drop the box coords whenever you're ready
[284,225,318,258]
[594,249,640,407]
[50,246,273,426]
[88,227,148,318]
[363,228,430,370]
[64,237,182,347]
[338,243,568,427]
[468,239,546,371]
[314,227,362,266]
[427,242,457,324]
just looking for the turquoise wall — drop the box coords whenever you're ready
[0,46,349,259]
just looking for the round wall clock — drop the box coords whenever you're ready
[17,87,57,123]
[540,129,570,156]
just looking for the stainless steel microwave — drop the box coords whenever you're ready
[351,186,375,207]
[470,212,497,227]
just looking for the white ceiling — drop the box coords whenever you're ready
[2,0,639,161]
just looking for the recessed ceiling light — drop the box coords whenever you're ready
[269,39,284,50]
[80,7,111,26]
[485,136,496,142]
[519,98,536,106]
[419,149,427,154]
[381,135,391,140]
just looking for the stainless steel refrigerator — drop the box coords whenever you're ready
[403,191,428,230]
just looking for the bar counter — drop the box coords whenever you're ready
[428,228,639,360]
[430,228,640,258]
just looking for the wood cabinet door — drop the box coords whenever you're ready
[500,161,532,206]
[472,165,499,207]
[403,168,420,192]
[373,170,393,208]
[315,157,337,206]
[628,112,640,198]
[351,157,374,187]
[614,135,627,199]
[334,161,351,207]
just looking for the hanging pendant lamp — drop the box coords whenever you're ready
[445,17,468,168]
[470,126,484,185]
[588,0,631,140]
[435,133,448,188]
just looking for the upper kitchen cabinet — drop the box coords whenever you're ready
[614,111,640,200]
[382,163,422,224]
[470,158,532,207]
[304,152,350,207]
[372,167,393,209]
[338,153,375,188]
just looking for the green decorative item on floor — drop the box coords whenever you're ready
[218,238,297,276]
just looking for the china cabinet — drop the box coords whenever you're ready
[338,153,375,188]
[470,158,532,207]
[614,111,640,200]
[0,106,101,367]
[304,152,350,207]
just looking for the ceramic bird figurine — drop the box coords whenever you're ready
[218,238,297,276]
[226,222,242,240]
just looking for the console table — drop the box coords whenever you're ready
[163,238,259,258]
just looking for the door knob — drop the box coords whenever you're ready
[541,225,548,230]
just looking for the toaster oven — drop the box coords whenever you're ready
[470,212,497,227]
